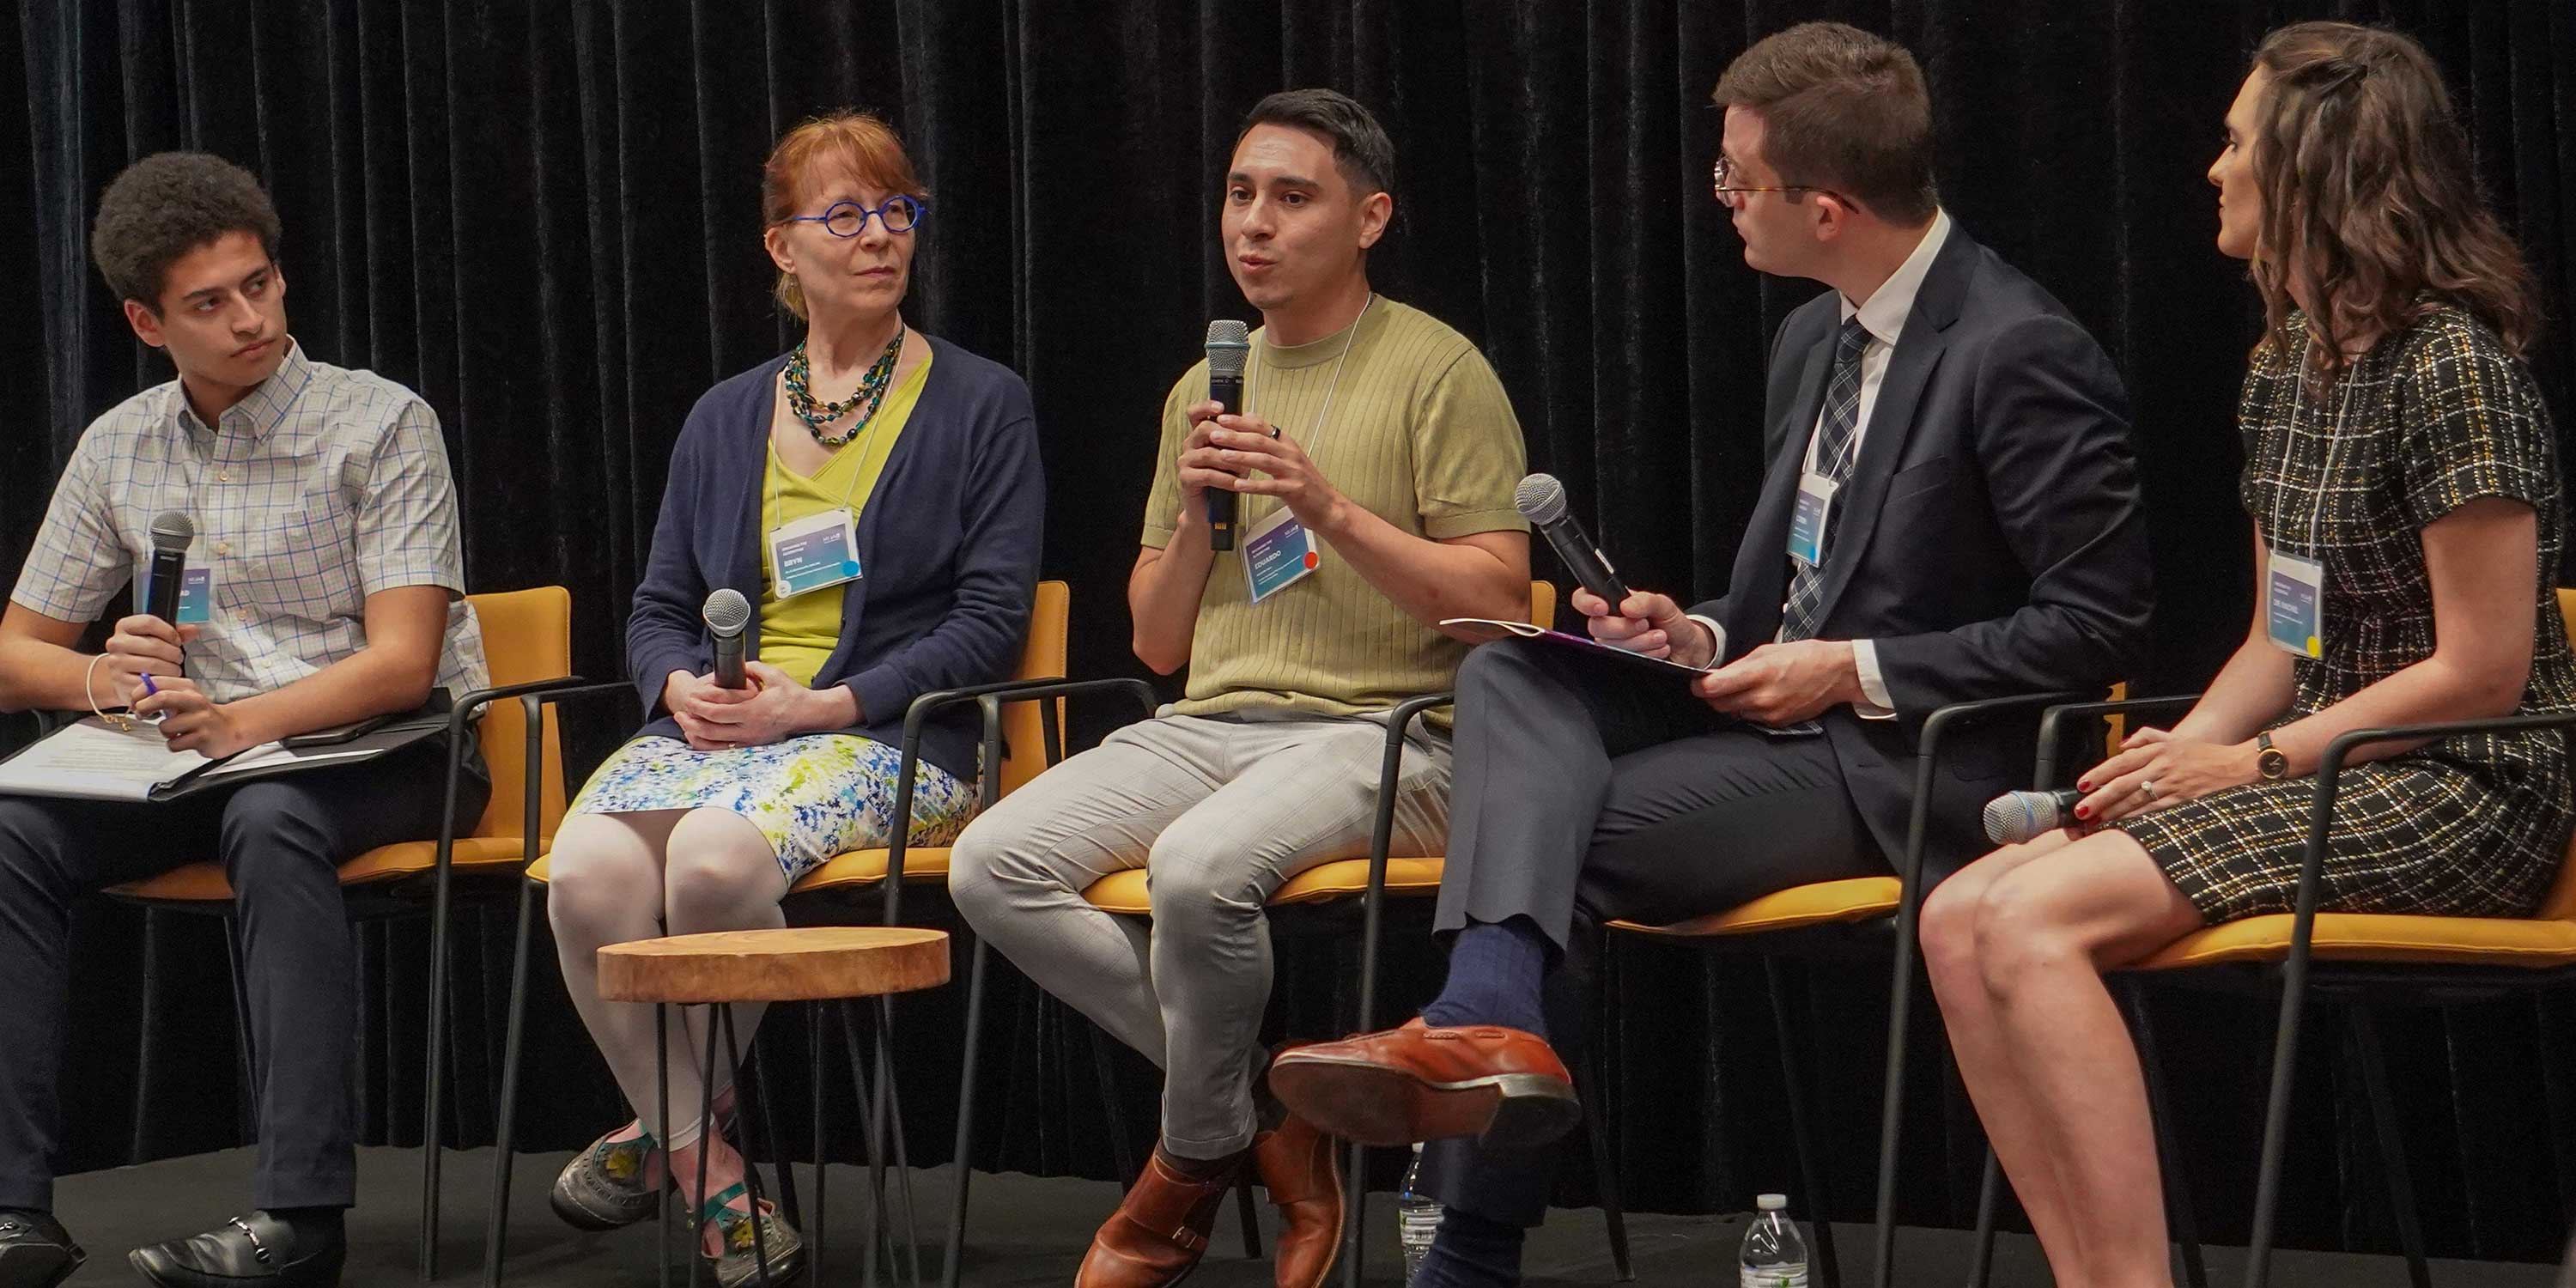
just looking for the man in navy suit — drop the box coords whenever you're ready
[1271,21,2154,1286]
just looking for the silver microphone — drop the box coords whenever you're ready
[145,511,196,624]
[702,588,751,690]
[1515,473,1631,609]
[1982,788,2084,845]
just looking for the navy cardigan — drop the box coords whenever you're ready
[624,337,1044,782]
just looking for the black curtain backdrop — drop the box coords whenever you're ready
[11,0,2576,1263]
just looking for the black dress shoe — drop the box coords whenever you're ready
[128,1211,344,1287]
[0,1210,82,1288]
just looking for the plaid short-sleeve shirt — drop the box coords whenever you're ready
[9,340,491,705]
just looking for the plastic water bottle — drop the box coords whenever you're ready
[1399,1144,1441,1283]
[1740,1193,1809,1288]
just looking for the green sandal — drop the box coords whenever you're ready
[698,1182,804,1288]
[551,1127,664,1230]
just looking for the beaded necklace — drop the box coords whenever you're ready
[785,325,905,447]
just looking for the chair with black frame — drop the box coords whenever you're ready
[98,584,599,1284]
[1600,689,2104,1288]
[1941,592,2576,1288]
[938,584,1619,1288]
[477,579,1078,1288]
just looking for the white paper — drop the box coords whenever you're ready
[198,743,387,780]
[0,718,275,802]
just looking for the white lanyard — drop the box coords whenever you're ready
[2269,352,2361,555]
[1243,294,1371,464]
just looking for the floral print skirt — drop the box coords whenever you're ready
[568,733,977,883]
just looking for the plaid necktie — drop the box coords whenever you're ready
[1765,317,1873,737]
[1780,316,1874,643]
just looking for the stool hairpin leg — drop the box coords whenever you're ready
[694,1004,720,1288]
[722,1004,777,1286]
[656,1005,673,1288]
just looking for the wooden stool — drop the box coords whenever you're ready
[601,927,951,1288]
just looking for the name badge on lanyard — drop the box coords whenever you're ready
[1242,505,1320,603]
[1788,471,1838,567]
[769,509,863,598]
[2265,547,2325,659]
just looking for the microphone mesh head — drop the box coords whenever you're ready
[149,511,195,550]
[1982,792,2058,846]
[1513,473,1568,527]
[702,588,751,635]
[1204,319,1250,380]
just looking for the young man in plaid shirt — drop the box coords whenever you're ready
[0,153,489,1288]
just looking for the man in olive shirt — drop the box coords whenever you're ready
[949,89,1531,1288]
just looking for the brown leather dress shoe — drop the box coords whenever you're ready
[1267,1018,1580,1150]
[1075,1146,1244,1288]
[1252,1113,1342,1288]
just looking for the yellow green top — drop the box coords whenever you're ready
[759,349,934,685]
[1141,297,1528,723]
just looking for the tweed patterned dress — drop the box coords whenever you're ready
[2118,305,2576,923]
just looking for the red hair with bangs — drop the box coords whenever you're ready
[762,110,927,319]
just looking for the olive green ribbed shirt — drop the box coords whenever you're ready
[1141,296,1529,720]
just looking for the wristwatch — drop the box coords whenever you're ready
[2256,731,2289,781]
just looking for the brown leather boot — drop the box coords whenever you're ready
[1252,1113,1343,1288]
[1075,1146,1245,1288]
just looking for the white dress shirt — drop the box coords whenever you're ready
[1692,210,1953,718]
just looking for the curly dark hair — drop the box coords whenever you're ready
[2248,22,2542,368]
[89,152,282,309]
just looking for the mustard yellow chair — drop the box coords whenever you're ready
[1969,588,2576,1288]
[104,586,585,1283]
[480,580,1091,1288]
[936,584,1565,1288]
[1603,679,2125,1288]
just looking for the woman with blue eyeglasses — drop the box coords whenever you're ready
[540,110,1042,1284]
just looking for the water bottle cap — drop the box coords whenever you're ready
[1756,1194,1789,1211]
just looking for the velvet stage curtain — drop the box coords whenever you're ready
[10,0,2576,1263]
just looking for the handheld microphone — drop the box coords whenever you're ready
[703,589,751,690]
[1514,474,1631,610]
[1982,788,2086,845]
[145,512,195,624]
[1203,320,1251,552]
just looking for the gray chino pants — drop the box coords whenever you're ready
[948,708,1451,1158]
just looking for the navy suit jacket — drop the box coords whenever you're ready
[1692,228,2154,876]
[623,337,1044,782]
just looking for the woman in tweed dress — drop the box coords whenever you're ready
[1919,21,2572,1287]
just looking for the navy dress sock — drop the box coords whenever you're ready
[1413,1206,1526,1288]
[1420,915,1551,1038]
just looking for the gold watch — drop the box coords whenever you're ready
[2256,732,2289,781]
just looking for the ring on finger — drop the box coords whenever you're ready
[2137,779,2160,801]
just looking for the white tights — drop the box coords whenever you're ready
[547,808,790,1150]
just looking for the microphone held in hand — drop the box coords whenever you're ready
[702,588,752,690]
[1514,474,1631,610]
[145,511,196,625]
[1203,319,1251,552]
[1982,788,2085,845]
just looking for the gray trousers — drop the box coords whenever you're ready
[948,708,1451,1158]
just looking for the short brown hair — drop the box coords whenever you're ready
[2247,21,2540,368]
[761,111,927,320]
[1711,22,1936,225]
[90,152,282,310]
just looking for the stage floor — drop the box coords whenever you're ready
[43,1146,2561,1285]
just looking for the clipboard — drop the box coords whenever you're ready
[0,707,450,804]
[1440,617,1714,678]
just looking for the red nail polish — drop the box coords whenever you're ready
[2075,805,2092,819]
[2077,780,2091,791]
